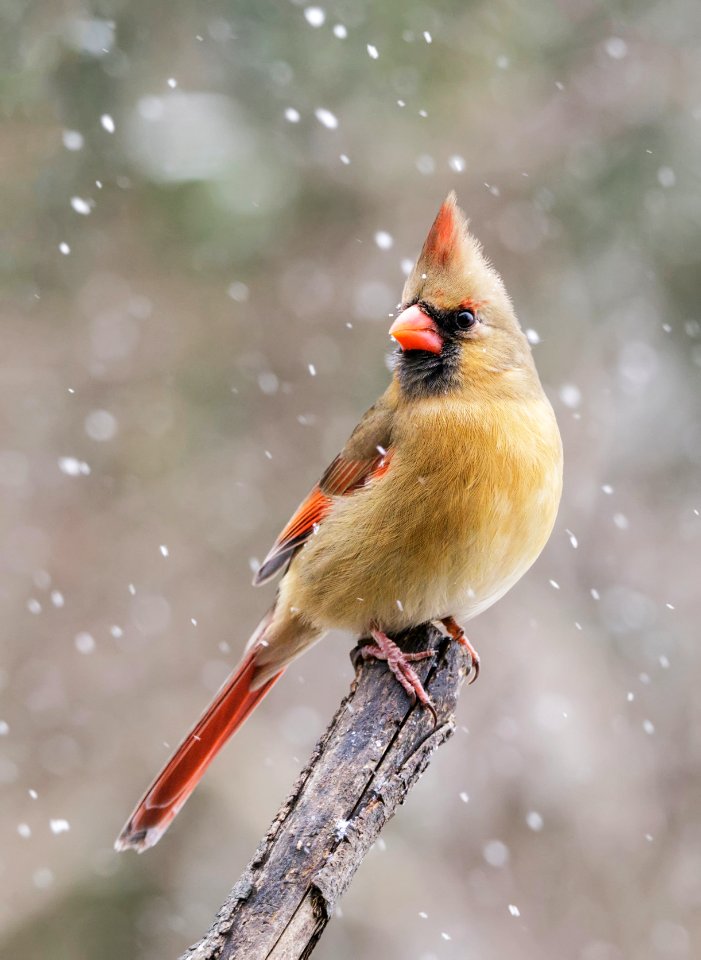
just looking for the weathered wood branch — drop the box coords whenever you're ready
[180,624,472,960]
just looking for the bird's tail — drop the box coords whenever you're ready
[115,611,282,853]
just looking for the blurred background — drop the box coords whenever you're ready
[1,0,700,958]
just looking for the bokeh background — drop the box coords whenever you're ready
[2,1,700,958]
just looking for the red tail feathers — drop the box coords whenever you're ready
[115,649,283,852]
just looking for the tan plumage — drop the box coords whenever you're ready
[116,192,562,851]
[253,192,562,683]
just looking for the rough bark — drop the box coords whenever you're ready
[180,623,472,960]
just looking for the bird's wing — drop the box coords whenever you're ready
[253,395,395,585]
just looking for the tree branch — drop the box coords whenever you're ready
[180,623,472,960]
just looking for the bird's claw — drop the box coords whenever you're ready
[466,651,480,684]
[440,616,481,684]
[361,626,437,724]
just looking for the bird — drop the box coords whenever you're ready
[115,192,563,852]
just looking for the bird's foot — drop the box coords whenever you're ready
[441,616,480,684]
[362,626,437,724]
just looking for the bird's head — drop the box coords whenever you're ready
[389,192,535,398]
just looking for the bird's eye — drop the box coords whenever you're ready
[455,309,476,330]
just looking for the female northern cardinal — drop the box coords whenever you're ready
[116,193,563,852]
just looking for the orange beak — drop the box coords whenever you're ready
[389,305,443,354]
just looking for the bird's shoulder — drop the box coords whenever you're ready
[316,384,399,495]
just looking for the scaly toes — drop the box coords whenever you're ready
[367,626,438,720]
[359,642,388,662]
[393,660,437,724]
[402,649,436,663]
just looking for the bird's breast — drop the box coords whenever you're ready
[289,393,562,634]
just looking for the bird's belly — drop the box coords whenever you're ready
[288,456,561,635]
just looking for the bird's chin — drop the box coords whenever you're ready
[394,342,460,398]
[390,345,436,363]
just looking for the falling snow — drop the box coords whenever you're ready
[605,36,628,59]
[258,372,279,394]
[657,166,676,188]
[526,810,544,831]
[70,197,92,216]
[33,868,54,889]
[559,384,581,409]
[62,129,84,151]
[303,7,325,27]
[74,632,96,654]
[228,281,249,302]
[314,108,338,130]
[58,457,91,476]
[84,409,117,441]
[483,839,510,867]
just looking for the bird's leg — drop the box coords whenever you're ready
[361,624,437,723]
[441,616,480,684]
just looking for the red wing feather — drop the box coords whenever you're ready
[253,451,392,586]
[253,486,332,585]
[320,453,382,494]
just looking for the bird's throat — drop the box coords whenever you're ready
[394,341,461,398]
